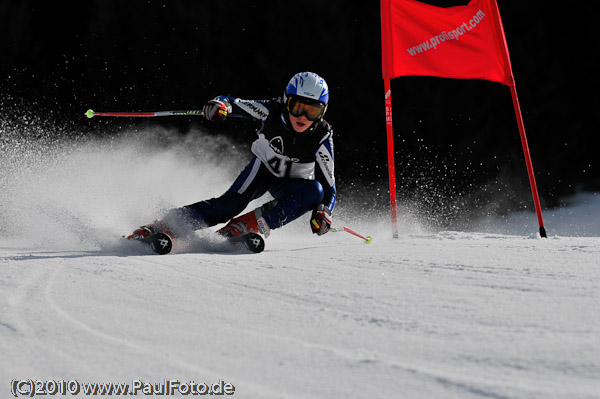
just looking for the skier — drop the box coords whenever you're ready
[127,71,336,243]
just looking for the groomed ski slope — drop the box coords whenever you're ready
[2,227,599,399]
[1,125,599,398]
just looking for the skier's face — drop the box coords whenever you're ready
[289,113,314,133]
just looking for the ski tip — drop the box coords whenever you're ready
[365,236,373,244]
[85,109,95,118]
[141,232,173,255]
[247,232,265,253]
[227,232,265,253]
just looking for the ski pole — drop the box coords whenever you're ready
[330,227,373,244]
[85,109,204,118]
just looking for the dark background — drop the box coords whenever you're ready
[1,1,598,225]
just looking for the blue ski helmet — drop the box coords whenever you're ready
[284,72,329,120]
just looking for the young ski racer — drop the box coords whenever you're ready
[127,72,336,245]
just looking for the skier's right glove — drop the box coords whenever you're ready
[203,98,232,121]
[310,204,333,236]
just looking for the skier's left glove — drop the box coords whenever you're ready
[203,98,232,121]
[310,204,332,236]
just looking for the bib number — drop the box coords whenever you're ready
[268,155,291,177]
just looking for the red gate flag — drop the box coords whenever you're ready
[381,0,513,86]
[380,0,547,237]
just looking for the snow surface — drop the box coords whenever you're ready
[1,124,599,398]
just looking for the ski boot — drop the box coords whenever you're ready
[217,209,270,238]
[127,220,174,240]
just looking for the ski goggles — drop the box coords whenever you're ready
[286,96,326,121]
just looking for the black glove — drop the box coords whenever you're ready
[203,98,232,121]
[310,204,333,236]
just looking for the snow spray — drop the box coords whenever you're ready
[0,111,247,250]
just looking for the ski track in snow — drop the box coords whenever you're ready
[1,123,599,398]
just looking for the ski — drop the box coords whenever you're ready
[128,231,264,255]
[226,232,265,253]
[140,232,173,255]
